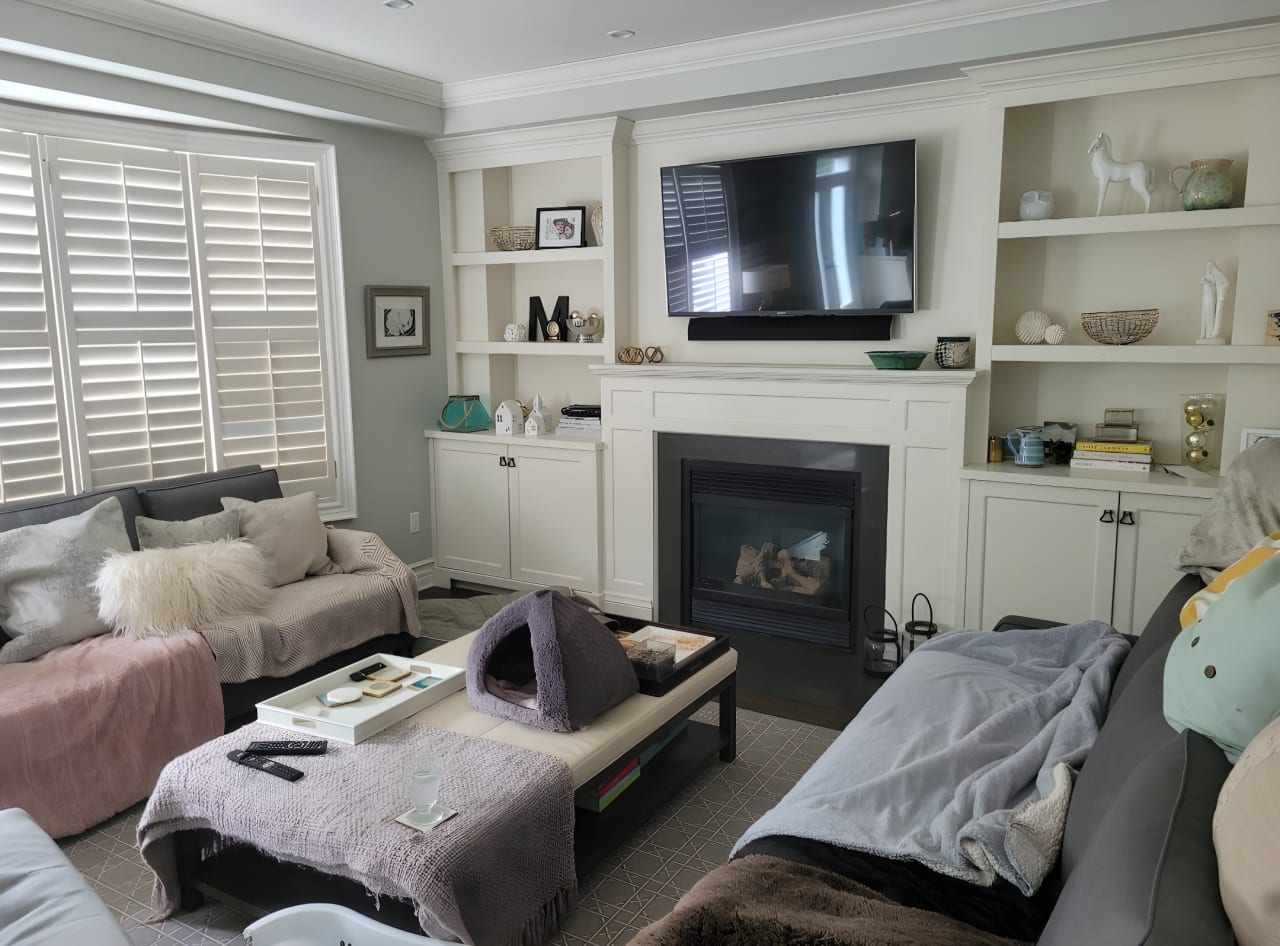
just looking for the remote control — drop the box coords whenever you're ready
[246,740,328,756]
[349,661,386,682]
[227,750,304,781]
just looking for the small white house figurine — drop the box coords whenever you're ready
[524,394,552,436]
[1197,260,1230,345]
[1088,132,1155,215]
[494,399,523,435]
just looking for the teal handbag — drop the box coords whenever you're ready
[436,395,491,433]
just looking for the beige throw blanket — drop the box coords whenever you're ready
[198,529,421,683]
[139,719,576,946]
[1177,438,1280,582]
[629,855,1027,946]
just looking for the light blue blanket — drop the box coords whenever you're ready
[732,622,1131,895]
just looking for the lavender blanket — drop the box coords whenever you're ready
[139,720,576,945]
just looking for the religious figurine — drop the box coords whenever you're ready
[1197,260,1229,345]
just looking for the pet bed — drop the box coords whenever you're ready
[466,589,637,732]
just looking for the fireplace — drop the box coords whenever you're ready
[683,459,858,649]
[657,434,888,724]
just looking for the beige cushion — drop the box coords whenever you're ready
[1214,715,1280,946]
[411,630,737,788]
[221,492,338,587]
[136,509,240,550]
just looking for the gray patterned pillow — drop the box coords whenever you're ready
[136,510,240,550]
[0,496,133,664]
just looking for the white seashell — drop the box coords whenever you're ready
[1044,324,1067,345]
[1015,310,1052,344]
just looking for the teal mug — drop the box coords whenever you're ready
[1006,428,1045,467]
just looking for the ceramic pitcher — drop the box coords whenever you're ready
[1006,428,1045,467]
[1169,158,1233,211]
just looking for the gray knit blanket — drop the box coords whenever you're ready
[138,720,576,945]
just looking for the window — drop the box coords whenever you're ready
[0,112,353,517]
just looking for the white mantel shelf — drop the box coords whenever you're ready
[590,363,980,385]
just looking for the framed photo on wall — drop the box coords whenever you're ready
[535,206,587,249]
[365,286,430,357]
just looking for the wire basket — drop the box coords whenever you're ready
[487,226,536,252]
[1080,309,1159,345]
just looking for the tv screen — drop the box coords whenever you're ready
[661,140,916,319]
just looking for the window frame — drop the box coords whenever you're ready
[0,102,357,521]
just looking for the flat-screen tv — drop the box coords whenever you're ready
[661,140,916,320]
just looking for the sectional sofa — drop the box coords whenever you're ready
[0,466,420,838]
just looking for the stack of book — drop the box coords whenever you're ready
[1070,438,1152,472]
[557,404,601,434]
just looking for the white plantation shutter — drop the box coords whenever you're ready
[190,155,335,501]
[43,137,208,488]
[0,129,68,501]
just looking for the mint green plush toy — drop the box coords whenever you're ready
[1164,553,1280,762]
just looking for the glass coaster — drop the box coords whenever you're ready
[395,805,458,833]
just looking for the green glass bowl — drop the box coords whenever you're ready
[867,350,928,370]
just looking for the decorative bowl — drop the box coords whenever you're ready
[867,350,928,370]
[1080,309,1159,345]
[487,225,536,252]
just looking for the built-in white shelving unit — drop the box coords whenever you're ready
[990,344,1280,365]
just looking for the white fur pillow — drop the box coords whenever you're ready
[96,539,271,639]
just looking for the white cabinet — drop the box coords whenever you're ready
[427,431,603,595]
[964,477,1209,635]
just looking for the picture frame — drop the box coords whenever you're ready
[1240,427,1280,452]
[535,206,587,250]
[365,286,430,358]
[1266,309,1280,346]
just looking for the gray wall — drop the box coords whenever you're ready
[0,54,446,567]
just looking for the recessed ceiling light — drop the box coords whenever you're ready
[607,29,636,40]
[384,0,414,8]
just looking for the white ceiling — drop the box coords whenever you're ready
[138,0,914,84]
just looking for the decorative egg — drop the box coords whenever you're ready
[1185,430,1208,449]
[1015,310,1052,345]
[1186,448,1207,465]
[1044,324,1067,345]
[1185,410,1205,428]
[503,322,528,342]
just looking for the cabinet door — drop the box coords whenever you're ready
[965,481,1117,630]
[508,446,601,593]
[433,440,511,579]
[1112,492,1210,636]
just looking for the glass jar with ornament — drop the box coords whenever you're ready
[1179,393,1223,469]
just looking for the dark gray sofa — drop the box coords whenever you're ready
[0,465,415,723]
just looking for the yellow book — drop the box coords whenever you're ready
[1074,440,1152,454]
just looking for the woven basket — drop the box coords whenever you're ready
[1080,309,1159,345]
[487,226,536,252]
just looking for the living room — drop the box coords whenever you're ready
[2,1,1280,944]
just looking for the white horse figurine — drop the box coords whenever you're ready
[1088,132,1155,216]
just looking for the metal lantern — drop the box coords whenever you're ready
[904,593,938,655]
[862,606,901,678]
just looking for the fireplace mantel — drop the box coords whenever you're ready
[591,364,979,386]
[594,365,981,628]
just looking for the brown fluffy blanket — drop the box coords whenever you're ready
[627,855,1027,946]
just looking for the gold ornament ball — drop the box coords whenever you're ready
[1185,410,1205,428]
[1185,447,1206,465]
[1184,399,1201,415]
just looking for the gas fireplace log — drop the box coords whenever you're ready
[734,543,831,596]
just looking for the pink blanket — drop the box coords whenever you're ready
[0,632,223,838]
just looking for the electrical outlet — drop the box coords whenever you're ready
[409,511,420,534]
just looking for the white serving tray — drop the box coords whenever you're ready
[255,653,466,745]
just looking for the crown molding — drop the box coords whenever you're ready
[18,0,445,108]
[630,78,983,146]
[442,0,1105,109]
[963,21,1280,104]
[427,115,633,170]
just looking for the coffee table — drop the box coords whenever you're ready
[171,628,737,932]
